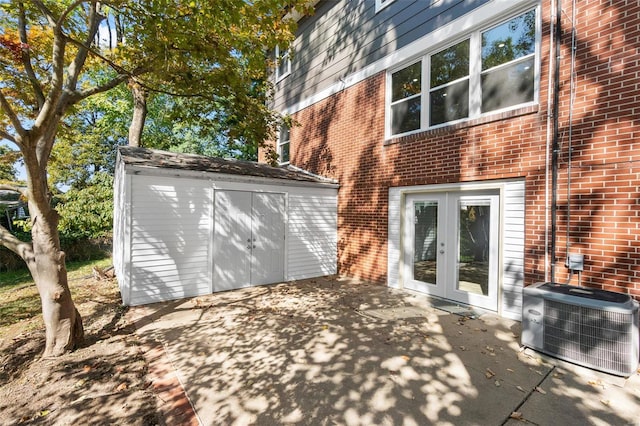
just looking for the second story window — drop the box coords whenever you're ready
[390,61,421,134]
[387,8,538,138]
[481,10,536,112]
[278,124,290,164]
[429,39,470,126]
[275,46,291,82]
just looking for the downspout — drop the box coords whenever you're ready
[544,0,556,283]
[550,0,562,283]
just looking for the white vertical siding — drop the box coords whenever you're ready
[387,188,402,289]
[128,175,212,305]
[112,157,131,303]
[501,180,526,320]
[287,187,338,279]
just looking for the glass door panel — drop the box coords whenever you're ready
[404,193,446,297]
[456,200,491,296]
[413,201,438,285]
[448,194,499,311]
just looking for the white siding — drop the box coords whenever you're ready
[387,188,402,289]
[501,180,526,320]
[128,176,212,305]
[112,157,131,302]
[287,188,338,279]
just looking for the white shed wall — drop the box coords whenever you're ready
[287,188,338,279]
[114,165,338,306]
[128,175,213,306]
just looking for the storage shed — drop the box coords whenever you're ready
[113,147,339,306]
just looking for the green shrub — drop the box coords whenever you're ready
[56,172,114,242]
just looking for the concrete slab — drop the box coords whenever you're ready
[129,277,640,425]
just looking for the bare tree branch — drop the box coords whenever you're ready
[0,184,26,195]
[30,0,56,27]
[0,90,27,139]
[66,1,105,92]
[57,0,89,26]
[30,0,66,136]
[18,2,45,109]
[0,223,33,260]
[74,73,131,101]
[0,130,18,145]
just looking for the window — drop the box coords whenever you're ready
[275,46,291,81]
[375,0,396,13]
[481,10,536,112]
[387,8,538,137]
[278,125,290,164]
[390,61,421,134]
[429,39,470,126]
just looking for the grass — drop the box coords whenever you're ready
[0,257,113,333]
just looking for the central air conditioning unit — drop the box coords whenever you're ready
[522,282,640,376]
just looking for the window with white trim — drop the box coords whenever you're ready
[387,8,537,138]
[275,46,291,82]
[375,0,396,13]
[278,124,290,164]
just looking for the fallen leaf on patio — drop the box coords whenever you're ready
[458,330,463,335]
[116,382,128,391]
[495,380,501,387]
[73,379,86,388]
[485,368,495,379]
[402,355,410,361]
[535,386,546,394]
[507,368,514,373]
[516,386,525,392]
[82,365,92,373]
[600,399,610,406]
[38,410,49,417]
[485,345,494,352]
[509,412,524,420]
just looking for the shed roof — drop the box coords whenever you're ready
[118,146,337,185]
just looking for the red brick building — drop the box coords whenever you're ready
[263,0,640,319]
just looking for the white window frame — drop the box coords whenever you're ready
[275,45,291,82]
[385,5,540,139]
[278,125,290,165]
[375,0,396,13]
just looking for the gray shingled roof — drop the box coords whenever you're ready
[118,146,337,185]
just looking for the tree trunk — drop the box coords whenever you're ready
[23,141,84,357]
[29,206,84,357]
[128,80,148,147]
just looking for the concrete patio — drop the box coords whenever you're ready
[128,277,640,425]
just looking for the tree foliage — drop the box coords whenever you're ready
[0,0,311,357]
[56,172,113,240]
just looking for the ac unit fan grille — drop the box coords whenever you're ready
[544,300,635,374]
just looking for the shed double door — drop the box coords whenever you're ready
[213,190,285,291]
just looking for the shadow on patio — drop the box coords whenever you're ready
[128,277,638,425]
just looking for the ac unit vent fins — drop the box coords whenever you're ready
[543,300,635,375]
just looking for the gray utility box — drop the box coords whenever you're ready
[522,282,639,376]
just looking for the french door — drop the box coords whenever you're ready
[213,190,285,292]
[403,191,500,311]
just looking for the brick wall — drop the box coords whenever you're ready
[267,0,640,298]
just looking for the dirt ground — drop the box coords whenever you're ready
[0,275,160,425]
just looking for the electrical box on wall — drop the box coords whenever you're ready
[566,253,584,271]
